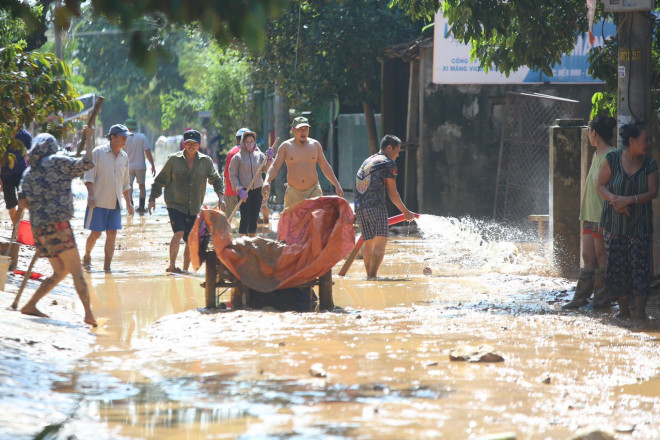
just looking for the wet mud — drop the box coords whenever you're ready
[1,182,659,439]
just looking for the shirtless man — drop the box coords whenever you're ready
[262,116,343,209]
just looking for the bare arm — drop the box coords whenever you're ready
[316,143,344,197]
[597,160,631,215]
[145,149,156,176]
[262,143,287,196]
[385,178,414,221]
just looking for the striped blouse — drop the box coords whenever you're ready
[600,149,658,236]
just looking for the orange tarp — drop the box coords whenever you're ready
[190,196,355,292]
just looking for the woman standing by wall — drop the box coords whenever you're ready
[597,121,658,320]
[562,116,616,310]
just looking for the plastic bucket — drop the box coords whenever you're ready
[0,255,11,291]
[17,220,34,246]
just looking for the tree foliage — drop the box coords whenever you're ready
[390,0,591,77]
[2,0,290,64]
[255,0,420,108]
[0,44,82,167]
[74,13,186,133]
[163,37,252,143]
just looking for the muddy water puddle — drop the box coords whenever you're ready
[3,201,660,439]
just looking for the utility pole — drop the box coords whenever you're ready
[615,10,653,144]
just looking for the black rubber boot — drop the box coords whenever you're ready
[561,268,594,309]
[633,296,648,321]
[585,267,611,310]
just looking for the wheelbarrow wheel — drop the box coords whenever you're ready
[205,251,218,308]
[318,270,334,311]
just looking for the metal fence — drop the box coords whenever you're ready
[493,92,580,222]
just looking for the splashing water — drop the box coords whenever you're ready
[413,214,556,276]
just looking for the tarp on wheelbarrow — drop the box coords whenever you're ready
[189,196,355,292]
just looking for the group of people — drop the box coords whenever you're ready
[11,114,414,326]
[563,116,658,320]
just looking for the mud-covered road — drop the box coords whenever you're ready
[1,180,659,440]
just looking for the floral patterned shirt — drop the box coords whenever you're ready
[18,134,95,228]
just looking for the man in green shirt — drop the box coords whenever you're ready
[148,129,225,273]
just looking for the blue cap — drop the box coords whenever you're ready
[107,124,133,137]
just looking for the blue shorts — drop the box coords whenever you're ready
[84,202,122,231]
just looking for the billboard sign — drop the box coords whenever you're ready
[433,13,616,84]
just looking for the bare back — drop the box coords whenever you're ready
[281,137,322,190]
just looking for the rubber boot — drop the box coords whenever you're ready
[614,295,631,319]
[633,296,648,321]
[585,267,610,310]
[561,268,594,309]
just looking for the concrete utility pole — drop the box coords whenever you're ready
[273,85,288,205]
[616,11,652,142]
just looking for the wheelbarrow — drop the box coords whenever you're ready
[204,250,334,312]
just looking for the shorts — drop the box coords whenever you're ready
[1,174,22,210]
[356,205,388,241]
[129,168,146,187]
[33,221,77,258]
[167,208,198,242]
[85,202,122,231]
[283,182,323,210]
[582,221,603,238]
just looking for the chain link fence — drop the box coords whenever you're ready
[493,92,580,222]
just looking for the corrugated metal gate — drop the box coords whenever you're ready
[493,92,580,222]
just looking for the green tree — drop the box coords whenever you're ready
[389,0,590,77]
[254,0,420,153]
[2,0,290,64]
[162,37,252,147]
[74,14,186,133]
[0,43,82,167]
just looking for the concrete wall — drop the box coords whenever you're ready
[416,45,605,219]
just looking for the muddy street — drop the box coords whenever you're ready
[1,183,659,439]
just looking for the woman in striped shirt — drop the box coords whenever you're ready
[597,121,658,320]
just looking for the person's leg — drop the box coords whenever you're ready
[102,205,123,271]
[238,199,249,236]
[169,231,185,271]
[181,214,197,272]
[166,208,186,271]
[21,255,68,318]
[589,229,610,309]
[365,236,388,279]
[128,170,137,207]
[247,188,262,237]
[224,195,238,218]
[562,230,596,309]
[8,207,18,225]
[630,235,651,320]
[84,231,102,267]
[57,247,97,326]
[104,229,117,272]
[136,169,147,213]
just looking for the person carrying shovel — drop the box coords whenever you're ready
[355,135,414,280]
[228,130,274,237]
[16,129,97,326]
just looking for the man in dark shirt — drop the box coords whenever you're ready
[355,135,414,279]
[148,129,225,273]
[1,127,32,224]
